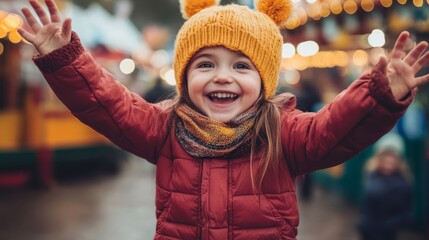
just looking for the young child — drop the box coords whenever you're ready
[358,134,413,240]
[19,0,429,239]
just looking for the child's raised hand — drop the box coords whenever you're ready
[18,0,72,55]
[381,31,429,100]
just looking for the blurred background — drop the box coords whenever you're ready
[0,0,428,239]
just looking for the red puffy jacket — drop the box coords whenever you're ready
[34,33,413,239]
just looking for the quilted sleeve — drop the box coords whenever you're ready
[281,63,414,175]
[33,32,170,164]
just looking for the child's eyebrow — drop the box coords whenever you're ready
[233,51,246,57]
[192,53,214,59]
[192,50,248,61]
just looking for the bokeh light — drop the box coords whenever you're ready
[150,49,169,69]
[164,69,176,86]
[297,41,319,57]
[413,0,423,6]
[361,0,375,12]
[320,3,331,18]
[380,0,393,7]
[352,50,368,66]
[330,0,343,14]
[344,0,358,14]
[334,51,349,67]
[0,26,7,38]
[8,30,22,43]
[368,29,386,47]
[119,58,136,75]
[284,70,301,85]
[282,43,296,58]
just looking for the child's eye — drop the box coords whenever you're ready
[234,63,250,69]
[197,62,214,68]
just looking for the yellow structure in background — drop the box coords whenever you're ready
[43,114,108,148]
[0,111,22,149]
[0,93,108,150]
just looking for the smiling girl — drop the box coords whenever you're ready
[19,0,429,239]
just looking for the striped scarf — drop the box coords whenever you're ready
[174,103,257,159]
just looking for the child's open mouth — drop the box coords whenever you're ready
[208,92,239,104]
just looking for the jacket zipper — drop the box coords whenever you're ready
[197,159,204,239]
[228,159,233,240]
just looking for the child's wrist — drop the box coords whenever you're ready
[369,68,414,112]
[33,32,84,73]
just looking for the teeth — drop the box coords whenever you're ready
[210,93,237,98]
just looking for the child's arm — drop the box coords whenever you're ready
[19,0,169,163]
[282,32,428,175]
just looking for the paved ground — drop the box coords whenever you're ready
[0,155,425,240]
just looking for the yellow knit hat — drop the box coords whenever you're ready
[174,0,292,99]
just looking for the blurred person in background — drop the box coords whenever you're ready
[358,133,413,240]
[143,77,176,103]
[294,81,320,201]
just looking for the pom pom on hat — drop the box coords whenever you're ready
[254,0,292,26]
[180,0,221,19]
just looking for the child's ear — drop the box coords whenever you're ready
[179,0,221,19]
[254,0,293,26]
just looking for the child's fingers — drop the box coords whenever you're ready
[390,31,410,60]
[404,41,428,67]
[18,28,35,44]
[46,0,61,23]
[29,0,50,25]
[375,56,388,73]
[61,18,72,41]
[412,51,429,75]
[414,74,429,87]
[21,7,41,33]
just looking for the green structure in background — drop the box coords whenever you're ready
[0,144,125,187]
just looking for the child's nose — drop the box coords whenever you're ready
[213,68,233,84]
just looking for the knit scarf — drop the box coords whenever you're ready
[174,103,257,159]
